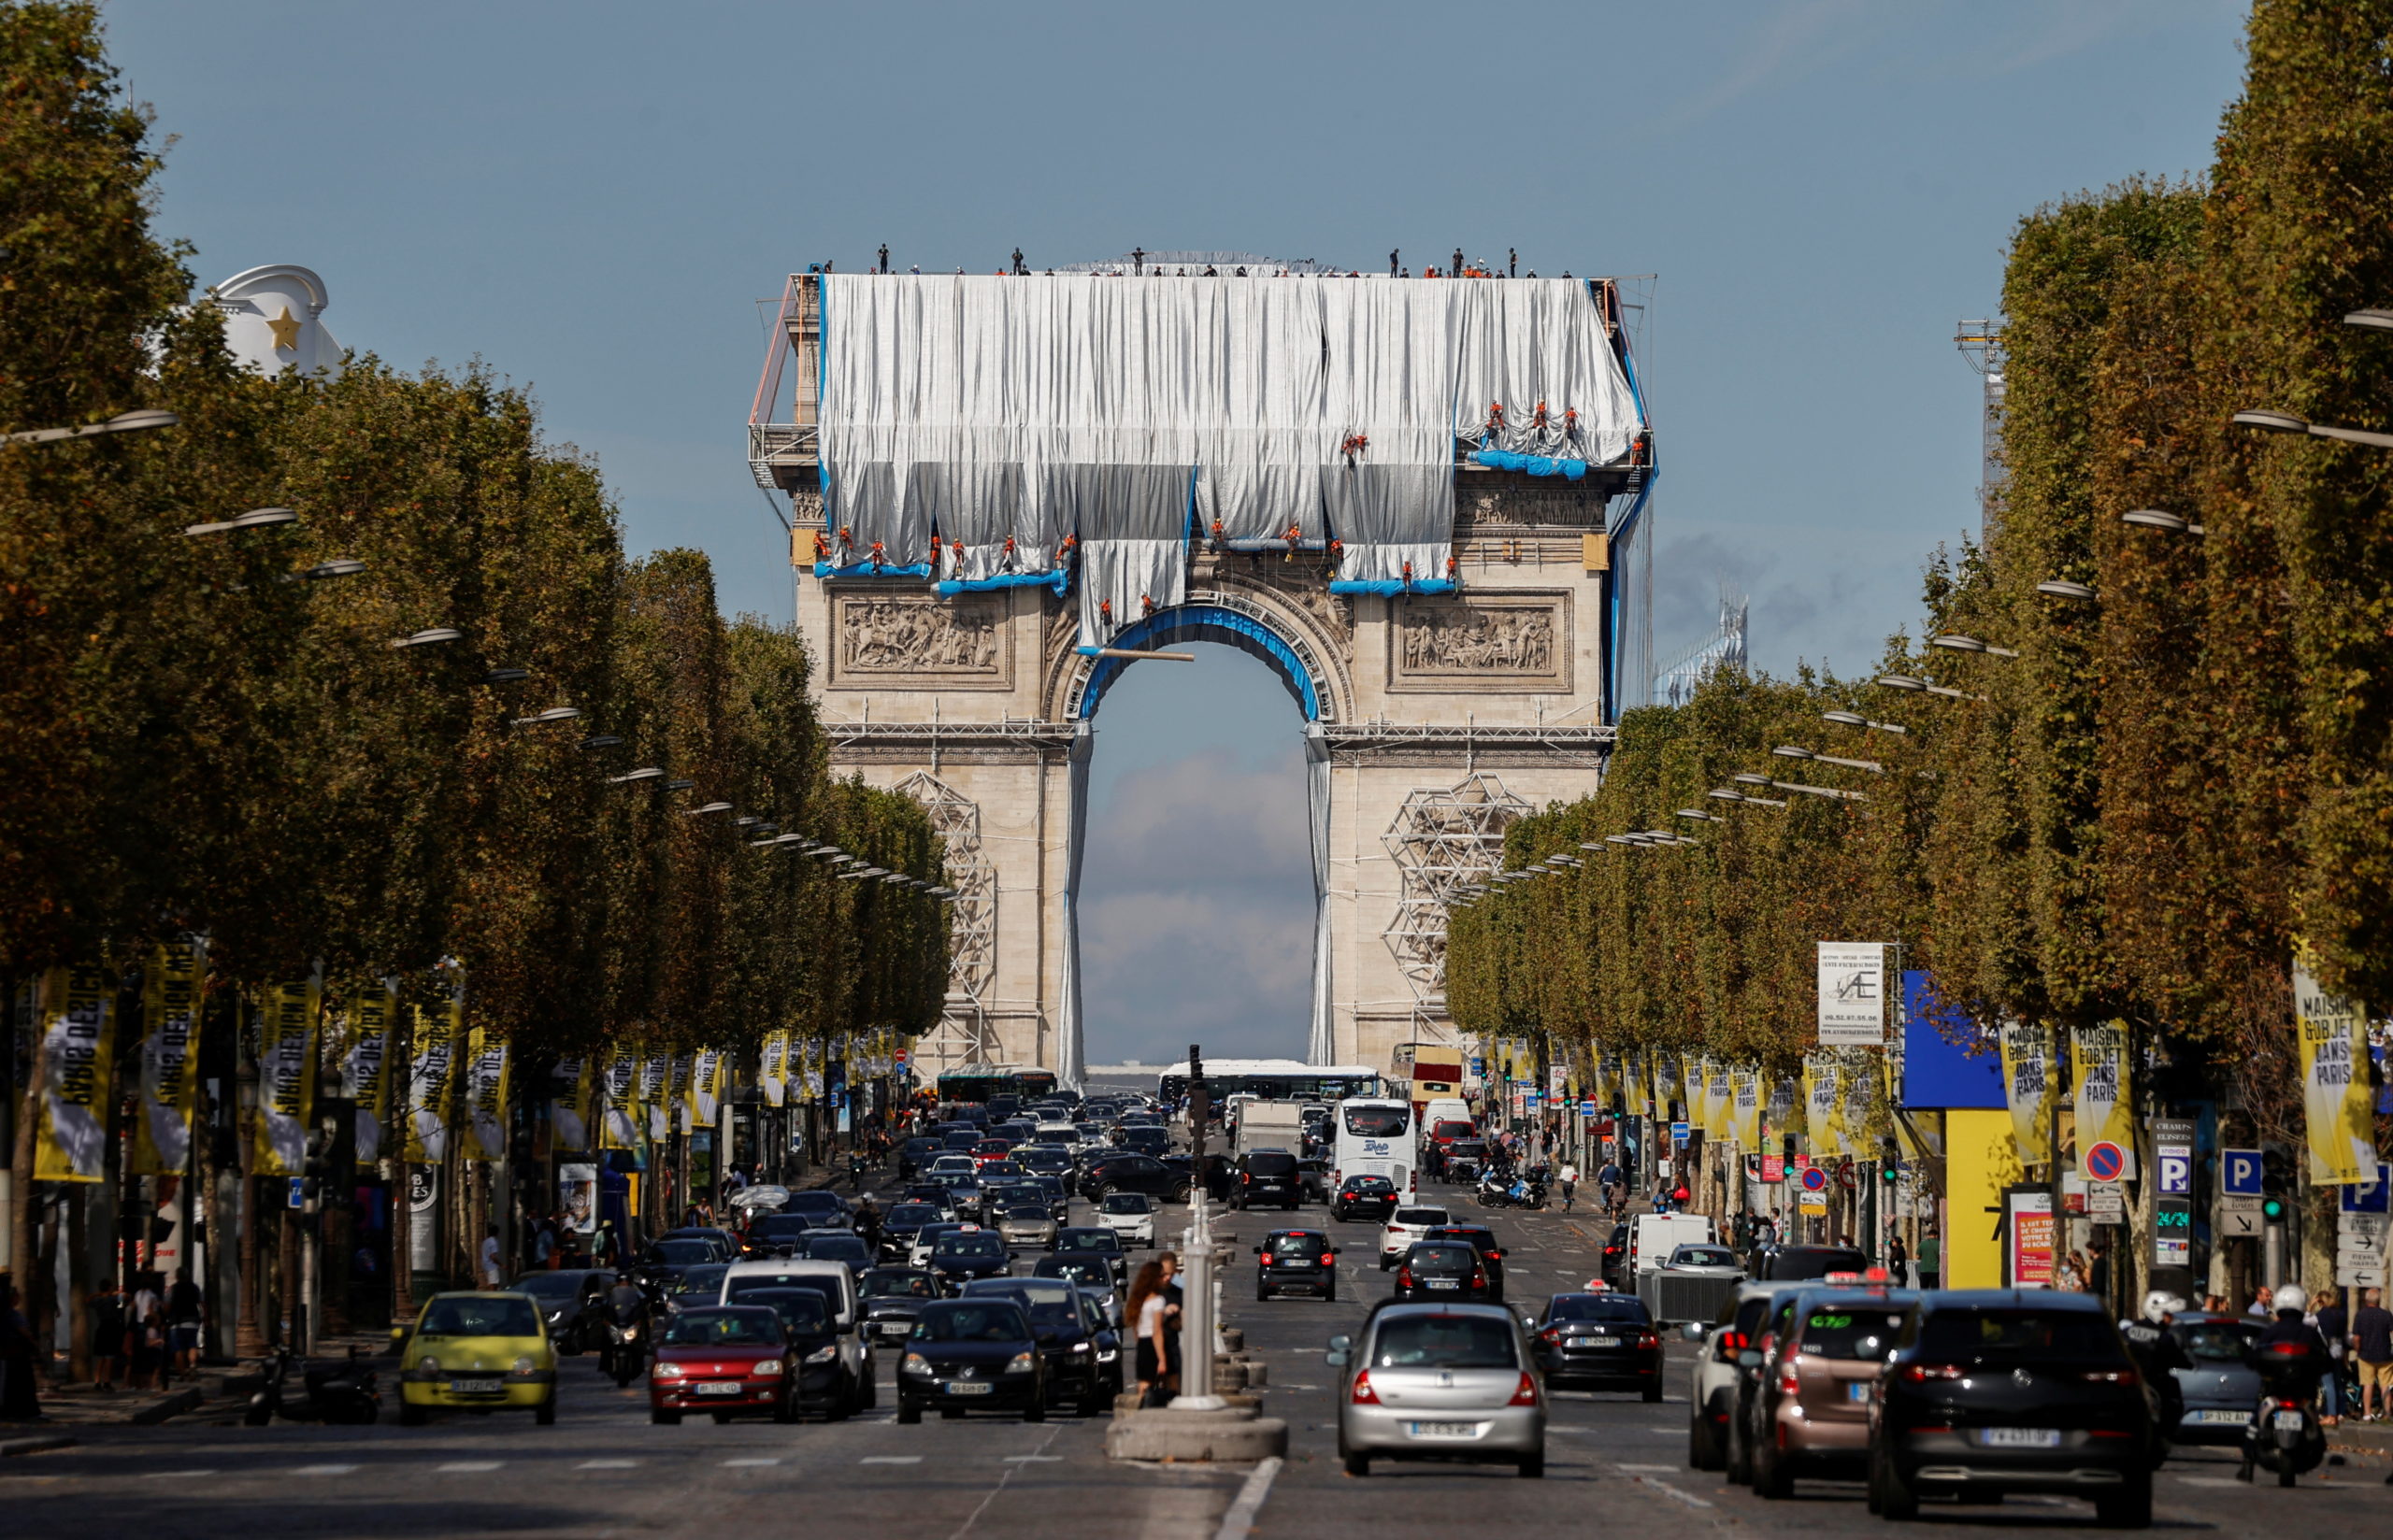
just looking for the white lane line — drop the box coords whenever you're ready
[437,1461,503,1472]
[143,1469,218,1478]
[1213,1455,1283,1540]
[578,1459,640,1468]
[1627,1473,1713,1509]
[2174,1476,2243,1487]
[290,1464,358,1476]
[722,1457,782,1467]
[1615,1462,1679,1472]
[861,1455,923,1464]
[1001,1454,1064,1462]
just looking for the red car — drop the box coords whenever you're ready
[650,1305,798,1424]
[970,1138,1015,1171]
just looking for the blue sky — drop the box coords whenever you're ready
[106,0,2250,1062]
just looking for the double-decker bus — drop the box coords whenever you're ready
[935,1065,1060,1105]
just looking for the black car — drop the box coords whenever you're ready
[961,1277,1122,1415]
[1053,1227,1131,1288]
[797,1231,875,1269]
[1330,1174,1398,1222]
[1254,1229,1340,1302]
[509,1268,615,1353]
[1231,1148,1301,1210]
[1752,1245,1869,1281]
[741,1213,813,1258]
[1296,1159,1333,1203]
[982,1181,1047,1216]
[733,1287,853,1418]
[897,1300,1047,1422]
[1870,1290,2154,1526]
[1600,1223,1629,1290]
[1119,1124,1171,1157]
[1031,1254,1120,1323]
[927,1230,1012,1289]
[902,1182,954,1213]
[857,1266,941,1347]
[1535,1291,1662,1398]
[1421,1224,1507,1300]
[1393,1240,1495,1302]
[782,1191,853,1231]
[879,1203,942,1261]
[1081,1153,1190,1204]
[899,1136,944,1180]
[656,1227,738,1261]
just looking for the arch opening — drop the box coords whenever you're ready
[1077,602,1326,721]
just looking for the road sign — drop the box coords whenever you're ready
[2084,1141,2128,1183]
[2087,1182,2126,1220]
[1835,1160,1856,1191]
[2222,1148,2264,1197]
[2218,1205,2263,1238]
[2342,1162,2391,1214]
[1798,1190,1828,1216]
[1799,1165,1829,1192]
[2154,1197,2192,1267]
[2157,1151,2192,1196]
[287,1176,306,1210]
[1670,1120,1690,1148]
[1581,1099,1598,1118]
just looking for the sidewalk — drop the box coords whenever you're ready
[3,1376,205,1430]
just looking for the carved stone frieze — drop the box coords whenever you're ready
[830,591,1011,690]
[1387,591,1571,693]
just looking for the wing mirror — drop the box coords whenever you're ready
[1737,1348,1763,1368]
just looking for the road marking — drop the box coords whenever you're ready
[1627,1474,1713,1509]
[1001,1454,1064,1462]
[721,1457,782,1467]
[1616,1462,1679,1472]
[437,1461,503,1472]
[289,1464,358,1476]
[578,1459,641,1468]
[143,1469,217,1478]
[861,1455,923,1464]
[1213,1455,1282,1540]
[2174,1476,2242,1487]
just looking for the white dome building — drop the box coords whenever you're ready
[211,264,344,378]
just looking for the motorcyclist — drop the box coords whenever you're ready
[854,1194,883,1252]
[2253,1283,2332,1359]
[601,1275,649,1378]
[2120,1290,2191,1438]
[2239,1283,2333,1485]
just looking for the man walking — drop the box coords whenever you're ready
[1558,1161,1579,1212]
[2350,1286,2393,1421]
[1915,1224,1941,1290]
[88,1280,126,1392]
[165,1269,204,1380]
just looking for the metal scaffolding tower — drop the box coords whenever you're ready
[1956,320,2007,540]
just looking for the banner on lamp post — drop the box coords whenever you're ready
[2294,955,2375,1184]
[1999,1019,2056,1165]
[133,939,208,1176]
[2070,1022,2136,1178]
[342,981,396,1164]
[403,993,462,1163]
[759,1031,791,1108]
[34,964,116,1182]
[1817,943,1887,1046]
[459,1028,509,1162]
[596,1051,638,1151]
[254,976,322,1177]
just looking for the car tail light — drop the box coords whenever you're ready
[1396,1267,1413,1289]
[1778,1368,1801,1395]
[1351,1371,1381,1405]
[1509,1372,1540,1407]
[1472,1269,1487,1289]
[1257,1253,1272,1266]
[2273,1396,2303,1411]
[2082,1368,2139,1386]
[1721,1331,1747,1353]
[1633,1332,1658,1348]
[1903,1363,1964,1382]
[1540,1328,1562,1345]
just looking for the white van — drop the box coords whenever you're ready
[717,1258,873,1410]
[1420,1097,1472,1133]
[1626,1213,1716,1276]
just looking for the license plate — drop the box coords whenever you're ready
[2195,1409,2248,1425]
[878,1322,911,1336]
[1978,1428,2061,1448]
[695,1381,745,1396]
[944,1381,994,1396]
[2273,1410,2304,1432]
[1582,1335,1619,1348]
[1406,1420,1485,1439]
[449,1377,503,1394]
[1426,1279,1460,1290]
[1847,1382,1871,1403]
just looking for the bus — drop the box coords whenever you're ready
[1330,1096,1416,1196]
[1154,1058,1383,1107]
[935,1066,1060,1105]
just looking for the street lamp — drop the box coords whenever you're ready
[2121,508,2204,536]
[1674,808,1722,822]
[576,734,624,750]
[1930,634,2018,658]
[1874,673,1981,703]
[607,766,666,784]
[389,628,463,649]
[1773,745,1883,773]
[298,559,367,581]
[511,706,582,726]
[1823,709,1907,736]
[2036,580,2097,602]
[5,406,179,446]
[2346,309,2393,332]
[683,801,734,816]
[183,506,297,536]
[482,667,530,684]
[2232,407,2393,449]
[665,778,695,791]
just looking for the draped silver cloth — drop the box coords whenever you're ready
[817,274,1638,635]
[1304,724,1335,1065]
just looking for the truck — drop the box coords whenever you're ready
[1232,1101,1307,1161]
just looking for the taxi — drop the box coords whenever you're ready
[394,1290,557,1425]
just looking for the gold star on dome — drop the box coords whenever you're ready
[265,306,302,351]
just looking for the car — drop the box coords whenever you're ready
[879,1202,942,1262]
[509,1268,614,1354]
[896,1299,1048,1422]
[977,1160,1026,1183]
[1534,1291,1664,1398]
[1379,1205,1454,1268]
[1688,1280,1813,1474]
[1254,1229,1340,1302]
[740,1213,814,1258]
[710,1290,852,1419]
[1746,1286,1918,1497]
[941,1129,980,1151]
[910,1220,975,1269]
[1053,1226,1131,1288]
[1230,1148,1302,1210]
[1624,1214,1717,1279]
[1081,1153,1190,1204]
[1015,1146,1075,1178]
[1032,1254,1121,1326]
[651,1230,733,1263]
[1599,1222,1629,1290]
[1119,1125,1171,1157]
[659,1225,743,1258]
[1393,1240,1495,1302]
[1869,1289,2155,1526]
[1096,1191,1158,1248]
[1440,1139,1489,1183]
[1750,1244,1869,1281]
[857,1266,942,1347]
[647,1304,800,1425]
[1332,1174,1398,1222]
[983,1180,1046,1214]
[899,1136,944,1179]
[1297,1158,1334,1204]
[2167,1312,2265,1446]
[1420,1224,1507,1300]
[718,1259,874,1412]
[997,1204,1060,1252]
[1662,1243,1747,1279]
[928,1153,978,1178]
[665,1263,729,1315]
[901,1183,955,1215]
[1328,1302,1545,1477]
[394,1290,558,1426]
[970,1138,1015,1169]
[796,1231,875,1269]
[928,1228,1013,1288]
[784,1191,856,1231]
[959,1277,1122,1415]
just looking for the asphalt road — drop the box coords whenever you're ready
[3,1175,2383,1539]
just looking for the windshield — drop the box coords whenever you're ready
[1671,1247,1741,1268]
[801,1235,871,1262]
[1343,1105,1411,1137]
[1003,1206,1053,1223]
[934,1235,1005,1261]
[1798,1307,1909,1361]
[860,1272,938,1299]
[1270,1233,1330,1256]
[750,1215,811,1239]
[1039,1258,1110,1285]
[1547,1295,1651,1324]
[1372,1314,1518,1369]
[737,1291,831,1334]
[915,1304,1030,1343]
[511,1274,585,1299]
[1409,1246,1478,1275]
[886,1205,939,1227]
[1058,1230,1120,1252]
[672,1264,727,1297]
[664,1309,782,1347]
[420,1297,541,1337]
[1918,1308,2125,1364]
[2177,1320,2263,1362]
[1763,1248,1868,1280]
[724,1275,834,1305]
[1431,1120,1475,1139]
[787,1193,846,1219]
[1101,1194,1153,1214]
[649,1239,714,1265]
[1342,1176,1395,1193]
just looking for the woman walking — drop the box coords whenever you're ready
[1126,1261,1168,1405]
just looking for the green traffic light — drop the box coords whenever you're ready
[2262,1196,2286,1221]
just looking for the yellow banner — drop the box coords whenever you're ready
[760,1031,791,1108]
[1999,1020,2055,1165]
[460,1027,509,1162]
[403,994,463,1162]
[547,1057,592,1153]
[343,982,397,1164]
[667,1053,694,1134]
[1729,1067,1762,1148]
[2294,957,2376,1184]
[1802,1052,1841,1155]
[597,1051,639,1151]
[133,940,208,1176]
[641,1053,672,1139]
[35,964,116,1182]
[254,977,321,1177]
[687,1047,724,1130]
[2071,1022,2136,1176]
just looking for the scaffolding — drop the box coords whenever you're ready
[1651,585,1748,706]
[1381,773,1535,1001]
[1956,319,2006,540]
[892,771,1003,1075]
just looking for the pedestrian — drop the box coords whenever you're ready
[531,1212,556,1273]
[1670,1179,1691,1210]
[1915,1224,1940,1290]
[87,1280,126,1392]
[131,1305,166,1391]
[1598,1158,1621,1212]
[165,1269,204,1379]
[1126,1260,1169,1406]
[1887,1233,1910,1289]
[1,1281,43,1422]
[479,1227,502,1290]
[2248,1286,2273,1319]
[2312,1289,2347,1426]
[2055,1249,2087,1293]
[129,1274,161,1335]
[1558,1161,1579,1211]
[2351,1286,2393,1421]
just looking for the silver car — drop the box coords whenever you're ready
[1328,1303,1546,1477]
[997,1204,1059,1252]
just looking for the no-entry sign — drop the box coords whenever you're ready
[2085,1140,2127,1183]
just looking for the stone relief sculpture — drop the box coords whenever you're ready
[1391,596,1567,685]
[836,594,1007,681]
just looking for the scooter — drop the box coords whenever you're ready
[602,1309,648,1388]
[244,1345,380,1425]
[2237,1340,2329,1487]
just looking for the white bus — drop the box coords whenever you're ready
[1330,1096,1416,1197]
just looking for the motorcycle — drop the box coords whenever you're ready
[244,1345,380,1426]
[600,1297,652,1387]
[2237,1340,2329,1487]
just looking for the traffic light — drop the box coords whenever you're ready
[1880,1135,1900,1182]
[2259,1145,2291,1223]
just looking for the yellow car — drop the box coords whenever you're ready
[394,1291,558,1425]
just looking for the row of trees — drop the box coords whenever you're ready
[1448,0,2392,1158]
[2,2,950,1281]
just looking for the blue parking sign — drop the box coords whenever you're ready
[2221,1148,2264,1197]
[2157,1151,2192,1196]
[2343,1163,2391,1214]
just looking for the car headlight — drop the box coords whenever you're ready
[1070,1341,1092,1354]
[417,1355,440,1376]
[806,1345,839,1364]
[902,1352,933,1376]
[1097,1348,1118,1362]
[653,1362,685,1379]
[753,1359,784,1376]
[1005,1352,1038,1375]
[512,1356,537,1376]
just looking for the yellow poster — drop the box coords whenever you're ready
[642,1053,672,1139]
[687,1047,724,1130]
[35,964,116,1182]
[254,977,321,1177]
[460,1027,509,1162]
[1998,1020,2055,1165]
[343,982,397,1163]
[2294,957,2376,1184]
[597,1051,639,1151]
[403,993,462,1162]
[2071,1022,2136,1177]
[133,940,208,1176]
[547,1057,593,1153]
[1730,1067,1762,1148]
[1707,1062,1734,1139]
[759,1031,791,1108]
[1803,1052,1841,1157]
